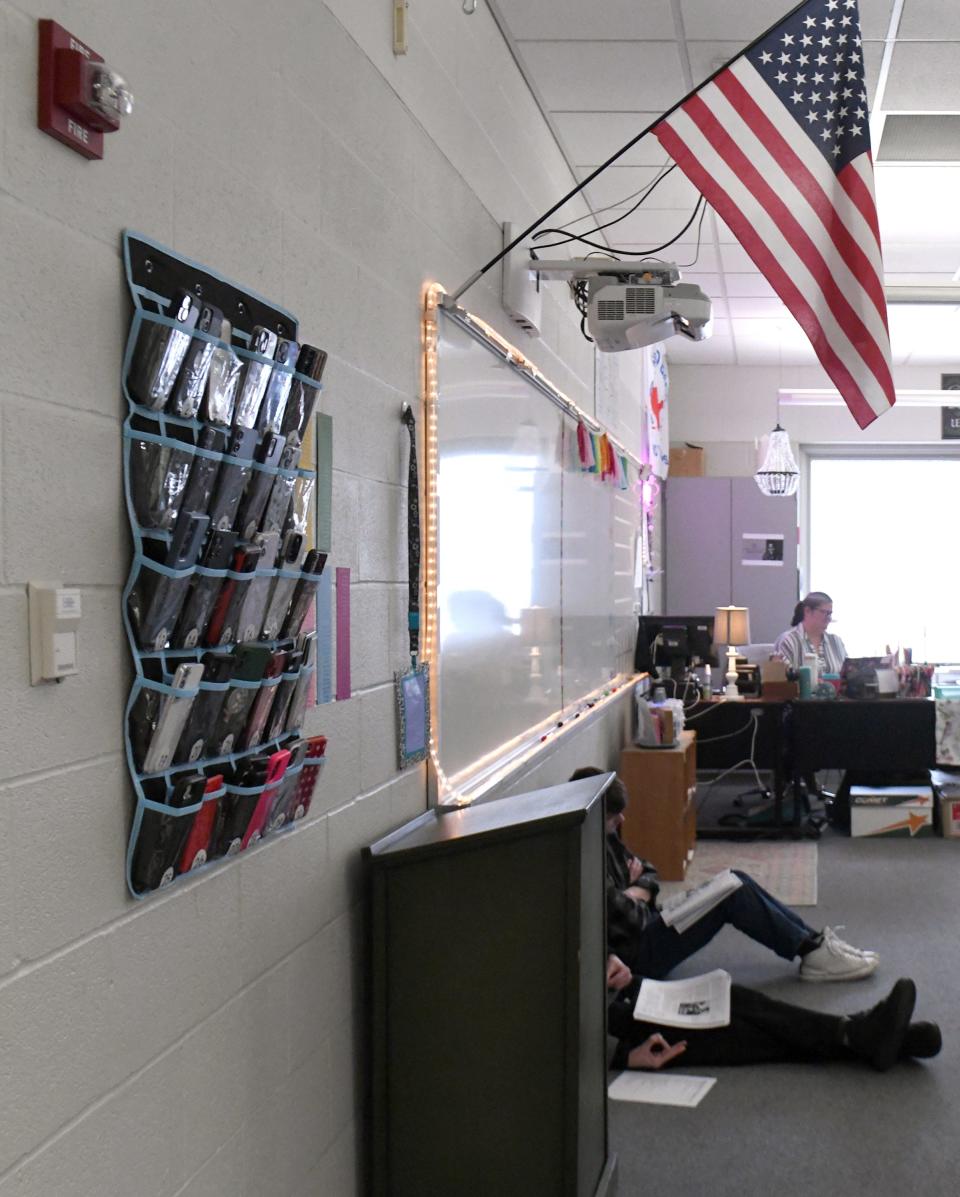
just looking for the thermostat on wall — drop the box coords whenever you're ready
[28,582,82,684]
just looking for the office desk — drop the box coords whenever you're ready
[687,696,936,838]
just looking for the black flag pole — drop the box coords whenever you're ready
[446,0,813,304]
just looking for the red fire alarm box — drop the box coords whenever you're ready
[38,19,133,159]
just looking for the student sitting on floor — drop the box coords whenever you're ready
[605,954,941,1072]
[570,767,878,982]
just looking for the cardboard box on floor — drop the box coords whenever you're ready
[669,443,705,476]
[931,770,960,838]
[850,784,935,838]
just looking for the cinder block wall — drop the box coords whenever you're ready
[0,2,619,1193]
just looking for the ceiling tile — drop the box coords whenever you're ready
[667,334,737,365]
[498,0,676,41]
[679,0,807,44]
[723,273,779,298]
[883,42,960,110]
[726,297,794,319]
[896,0,960,40]
[515,41,686,110]
[678,272,722,295]
[719,244,761,272]
[556,113,676,167]
[584,207,711,247]
[580,164,701,209]
[613,242,721,273]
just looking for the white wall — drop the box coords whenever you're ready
[0,2,618,1194]
[669,362,959,476]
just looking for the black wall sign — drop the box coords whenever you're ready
[942,407,960,440]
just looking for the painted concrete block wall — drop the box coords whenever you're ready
[0,2,626,1194]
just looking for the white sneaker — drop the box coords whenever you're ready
[823,925,879,963]
[799,933,879,982]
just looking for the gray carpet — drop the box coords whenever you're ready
[610,829,960,1196]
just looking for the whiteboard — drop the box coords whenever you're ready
[436,309,639,783]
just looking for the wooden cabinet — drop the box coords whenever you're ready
[618,730,697,880]
[365,775,617,1197]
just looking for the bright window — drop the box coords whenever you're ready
[808,457,960,663]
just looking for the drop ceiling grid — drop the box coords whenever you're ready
[494,0,960,366]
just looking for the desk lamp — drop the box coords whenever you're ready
[715,605,751,701]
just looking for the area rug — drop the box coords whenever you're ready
[658,839,818,907]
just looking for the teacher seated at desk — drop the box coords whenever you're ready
[774,591,847,676]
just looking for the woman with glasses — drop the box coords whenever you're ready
[775,591,847,676]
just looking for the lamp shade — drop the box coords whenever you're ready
[715,605,751,646]
[754,425,799,497]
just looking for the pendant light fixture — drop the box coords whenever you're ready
[754,423,799,496]
[755,328,799,497]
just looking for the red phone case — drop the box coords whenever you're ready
[241,749,291,848]
[177,773,224,873]
[203,548,247,646]
[284,735,327,823]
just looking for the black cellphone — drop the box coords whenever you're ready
[263,649,304,743]
[212,544,266,647]
[172,529,239,650]
[131,771,207,892]
[170,425,228,539]
[235,432,287,541]
[280,343,327,440]
[173,651,236,765]
[131,514,209,652]
[257,337,300,435]
[206,426,259,532]
[128,289,200,410]
[209,755,271,858]
[168,303,224,418]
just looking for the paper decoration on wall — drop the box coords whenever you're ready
[642,343,670,479]
[576,423,632,491]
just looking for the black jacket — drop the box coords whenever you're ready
[606,832,660,970]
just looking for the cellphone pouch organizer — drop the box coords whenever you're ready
[121,232,330,899]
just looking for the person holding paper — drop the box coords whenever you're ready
[605,954,941,1072]
[571,768,877,982]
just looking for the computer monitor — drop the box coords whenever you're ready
[634,615,718,677]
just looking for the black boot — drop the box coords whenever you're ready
[900,1021,942,1060]
[843,978,916,1071]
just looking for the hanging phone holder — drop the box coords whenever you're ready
[121,232,327,899]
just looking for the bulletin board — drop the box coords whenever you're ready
[432,305,640,787]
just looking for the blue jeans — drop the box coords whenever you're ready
[630,870,817,980]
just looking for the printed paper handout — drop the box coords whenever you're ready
[659,868,743,934]
[632,969,732,1030]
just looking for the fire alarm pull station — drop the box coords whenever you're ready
[37,19,133,160]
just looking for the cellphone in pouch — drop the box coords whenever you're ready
[267,737,309,829]
[238,647,289,750]
[168,303,224,418]
[141,662,205,774]
[284,735,327,823]
[128,289,200,410]
[209,755,271,859]
[233,326,279,429]
[177,773,224,874]
[171,528,237,650]
[206,426,259,532]
[173,651,235,764]
[204,544,263,647]
[241,748,292,848]
[257,337,300,435]
[210,644,271,755]
[131,772,207,892]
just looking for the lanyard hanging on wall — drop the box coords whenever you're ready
[401,403,420,668]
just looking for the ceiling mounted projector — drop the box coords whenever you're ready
[534,259,712,352]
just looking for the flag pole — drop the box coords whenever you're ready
[447,0,814,303]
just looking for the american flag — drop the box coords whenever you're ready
[653,0,894,429]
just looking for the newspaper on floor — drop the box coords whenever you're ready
[632,968,732,1029]
[608,1071,716,1108]
[659,867,743,935]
